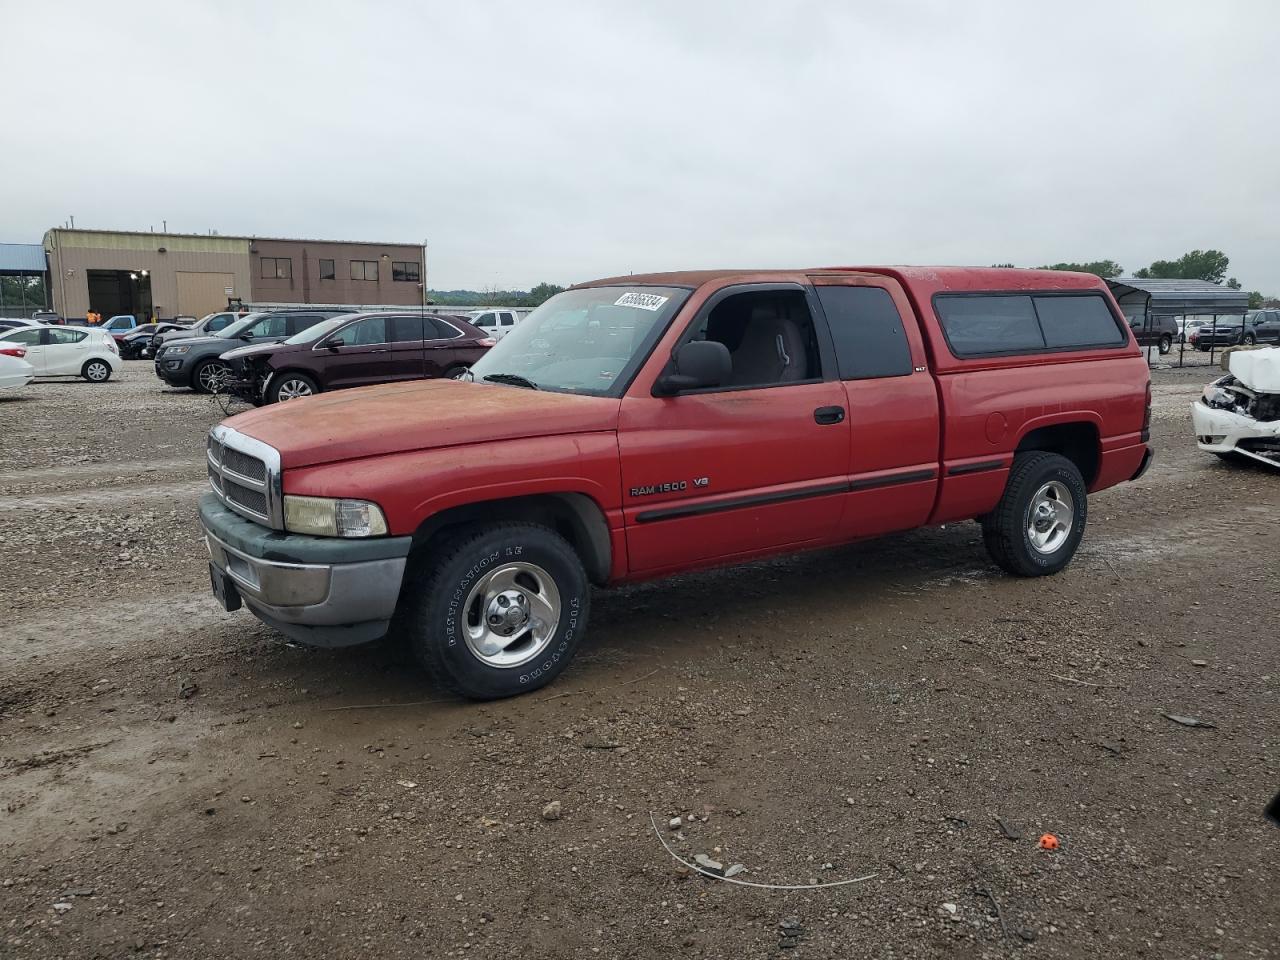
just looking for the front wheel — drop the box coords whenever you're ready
[1243,333,1256,346]
[443,365,469,380]
[82,359,112,383]
[1158,335,1172,355]
[393,523,590,699]
[270,372,319,403]
[981,452,1087,577]
[192,359,229,394]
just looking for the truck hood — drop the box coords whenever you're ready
[224,379,621,468]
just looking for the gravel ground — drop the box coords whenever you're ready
[1,361,1277,960]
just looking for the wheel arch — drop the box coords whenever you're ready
[411,492,611,585]
[1014,419,1101,487]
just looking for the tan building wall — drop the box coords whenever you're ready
[249,238,425,306]
[44,229,251,319]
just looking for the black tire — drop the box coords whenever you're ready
[443,365,469,380]
[192,359,229,394]
[1158,335,1172,355]
[981,452,1087,577]
[269,371,319,403]
[1243,333,1256,346]
[81,359,112,383]
[392,522,590,700]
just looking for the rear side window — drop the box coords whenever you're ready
[935,294,1124,357]
[287,314,326,336]
[49,328,88,344]
[428,317,463,339]
[1034,296,1126,348]
[814,286,912,379]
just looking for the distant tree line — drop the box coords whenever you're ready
[427,282,565,308]
[994,250,1273,309]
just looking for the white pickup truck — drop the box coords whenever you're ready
[467,308,522,340]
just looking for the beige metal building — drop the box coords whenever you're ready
[43,228,425,320]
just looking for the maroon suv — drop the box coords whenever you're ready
[221,312,494,404]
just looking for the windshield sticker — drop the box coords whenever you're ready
[614,292,669,312]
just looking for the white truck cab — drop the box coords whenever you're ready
[469,309,520,340]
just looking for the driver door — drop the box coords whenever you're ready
[618,283,850,574]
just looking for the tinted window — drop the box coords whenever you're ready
[1033,295,1125,348]
[286,315,326,336]
[428,317,463,339]
[815,286,911,379]
[209,315,232,331]
[390,316,425,342]
[936,296,1044,356]
[343,317,388,345]
[48,328,88,344]
[473,313,496,327]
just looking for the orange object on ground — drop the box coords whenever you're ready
[1038,833,1060,850]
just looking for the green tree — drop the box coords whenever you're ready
[1038,260,1124,278]
[1247,291,1265,309]
[1134,249,1230,284]
[523,282,565,307]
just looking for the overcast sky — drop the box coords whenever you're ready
[4,0,1278,292]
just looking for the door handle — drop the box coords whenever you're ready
[369,348,390,354]
[814,406,845,425]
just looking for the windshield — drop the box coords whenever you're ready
[465,286,688,395]
[284,314,357,345]
[216,314,267,338]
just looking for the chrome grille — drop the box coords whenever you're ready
[222,447,266,482]
[206,425,282,528]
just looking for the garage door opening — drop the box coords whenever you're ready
[87,269,153,321]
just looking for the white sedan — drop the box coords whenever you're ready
[0,325,120,382]
[0,348,36,390]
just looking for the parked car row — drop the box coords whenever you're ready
[151,308,495,401]
[1188,310,1280,351]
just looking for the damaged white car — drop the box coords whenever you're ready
[1192,347,1280,468]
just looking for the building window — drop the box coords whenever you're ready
[351,260,379,281]
[392,261,421,282]
[319,258,335,280]
[260,257,292,280]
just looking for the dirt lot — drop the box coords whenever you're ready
[1,362,1276,960]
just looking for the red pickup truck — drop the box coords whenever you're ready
[200,267,1153,699]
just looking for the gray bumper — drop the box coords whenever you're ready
[199,494,412,648]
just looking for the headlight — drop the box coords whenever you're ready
[283,495,388,538]
[168,343,192,355]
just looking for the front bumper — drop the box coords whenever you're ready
[1190,400,1280,468]
[154,354,190,385]
[199,494,413,647]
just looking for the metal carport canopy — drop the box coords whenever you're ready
[0,243,47,274]
[1107,277,1249,317]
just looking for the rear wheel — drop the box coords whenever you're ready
[392,523,590,700]
[982,452,1087,577]
[270,372,319,403]
[192,359,229,394]
[82,359,112,383]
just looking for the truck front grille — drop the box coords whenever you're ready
[206,426,282,528]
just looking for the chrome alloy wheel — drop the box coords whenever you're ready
[1026,480,1074,554]
[462,562,561,668]
[197,362,228,392]
[276,377,314,401]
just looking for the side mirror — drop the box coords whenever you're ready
[654,340,731,396]
[326,338,345,350]
[240,331,254,340]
